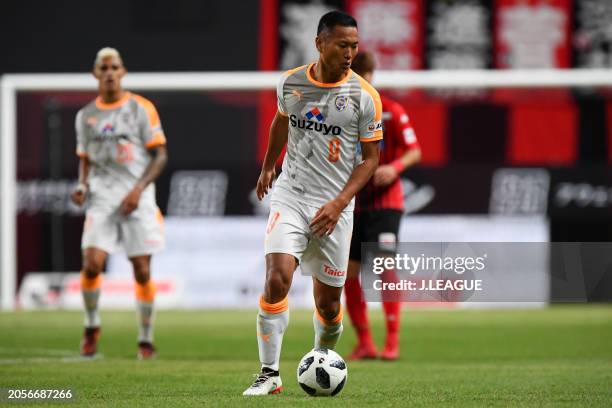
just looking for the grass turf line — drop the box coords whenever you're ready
[0,305,610,407]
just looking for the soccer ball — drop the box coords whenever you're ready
[297,348,348,396]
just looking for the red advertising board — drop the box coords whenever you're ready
[495,0,572,69]
[346,0,424,70]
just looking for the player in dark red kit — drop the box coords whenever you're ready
[345,51,421,361]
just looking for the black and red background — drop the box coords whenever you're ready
[3,0,611,299]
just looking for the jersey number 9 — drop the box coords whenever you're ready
[328,138,341,163]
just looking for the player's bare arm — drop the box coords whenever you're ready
[256,112,289,200]
[373,147,421,187]
[310,140,380,237]
[120,145,168,215]
[71,156,90,206]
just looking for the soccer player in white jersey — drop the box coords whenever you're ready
[243,11,382,395]
[71,48,168,360]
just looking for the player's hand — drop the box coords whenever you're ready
[373,165,398,187]
[71,183,88,206]
[309,199,346,237]
[120,186,143,216]
[256,167,276,201]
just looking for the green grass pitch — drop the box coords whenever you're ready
[0,305,611,407]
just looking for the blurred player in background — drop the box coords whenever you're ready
[71,47,168,359]
[345,51,421,361]
[243,11,382,395]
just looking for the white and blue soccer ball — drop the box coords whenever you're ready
[297,348,348,396]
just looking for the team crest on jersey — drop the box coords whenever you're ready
[86,116,98,126]
[334,95,349,111]
[305,107,324,122]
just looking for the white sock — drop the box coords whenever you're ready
[257,297,289,372]
[137,300,155,343]
[313,311,343,350]
[82,289,101,328]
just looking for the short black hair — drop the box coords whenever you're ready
[317,10,357,36]
[351,51,376,76]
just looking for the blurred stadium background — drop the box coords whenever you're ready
[1,0,611,405]
[2,0,611,310]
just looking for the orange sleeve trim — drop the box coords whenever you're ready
[315,307,343,326]
[135,281,156,302]
[356,75,383,122]
[360,133,383,142]
[155,208,165,227]
[145,131,167,148]
[133,93,161,128]
[76,150,89,158]
[80,272,102,290]
[260,295,289,314]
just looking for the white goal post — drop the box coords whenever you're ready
[2,68,612,310]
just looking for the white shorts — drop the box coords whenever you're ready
[264,198,353,288]
[81,202,165,258]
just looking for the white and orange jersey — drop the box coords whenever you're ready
[274,63,383,211]
[75,92,166,208]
